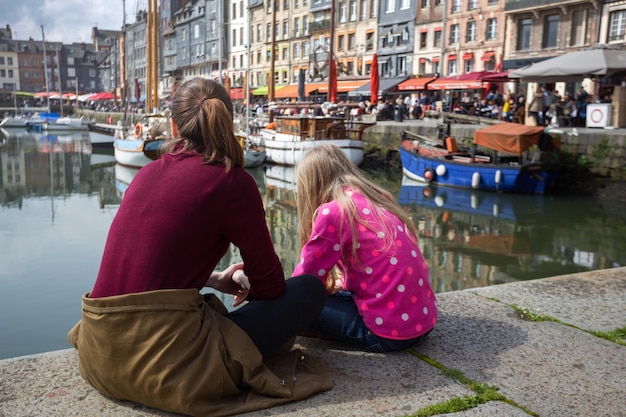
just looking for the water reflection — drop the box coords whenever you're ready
[1,127,624,290]
[1,128,625,359]
[0,128,118,215]
[399,179,625,292]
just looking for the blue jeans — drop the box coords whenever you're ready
[307,291,430,353]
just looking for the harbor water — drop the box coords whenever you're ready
[1,129,624,360]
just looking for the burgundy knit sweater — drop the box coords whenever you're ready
[90,152,285,299]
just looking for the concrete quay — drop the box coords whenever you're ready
[1,267,624,417]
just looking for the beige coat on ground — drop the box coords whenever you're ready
[68,289,332,417]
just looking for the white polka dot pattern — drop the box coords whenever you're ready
[292,189,438,340]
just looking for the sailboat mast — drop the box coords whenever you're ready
[146,0,153,113]
[151,0,158,110]
[56,48,63,117]
[328,0,335,103]
[268,0,276,122]
[41,25,50,111]
[122,0,129,124]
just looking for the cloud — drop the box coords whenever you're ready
[4,0,125,43]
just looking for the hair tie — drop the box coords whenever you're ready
[199,97,211,107]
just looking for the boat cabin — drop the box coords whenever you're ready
[274,115,374,141]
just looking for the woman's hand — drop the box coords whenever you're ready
[206,262,250,306]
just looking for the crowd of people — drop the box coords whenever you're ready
[364,85,600,128]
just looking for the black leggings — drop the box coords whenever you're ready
[225,274,326,358]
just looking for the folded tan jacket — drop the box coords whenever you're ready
[68,289,332,417]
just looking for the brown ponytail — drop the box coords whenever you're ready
[164,77,244,170]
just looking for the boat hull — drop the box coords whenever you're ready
[399,146,558,194]
[264,136,364,166]
[88,123,121,147]
[244,150,266,168]
[114,138,163,168]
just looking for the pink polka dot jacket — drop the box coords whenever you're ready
[293,190,438,340]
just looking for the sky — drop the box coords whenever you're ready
[3,0,129,44]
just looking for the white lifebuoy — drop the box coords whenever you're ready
[434,196,445,207]
[436,164,447,176]
[471,172,480,189]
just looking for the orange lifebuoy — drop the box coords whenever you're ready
[134,123,143,139]
[424,168,435,182]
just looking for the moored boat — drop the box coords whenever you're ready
[399,122,561,194]
[88,122,124,147]
[114,116,169,168]
[40,116,89,132]
[261,114,375,166]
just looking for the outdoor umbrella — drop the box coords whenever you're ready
[509,48,626,82]
[298,68,306,101]
[370,53,380,105]
[328,59,338,104]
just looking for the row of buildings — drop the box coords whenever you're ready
[1,0,625,106]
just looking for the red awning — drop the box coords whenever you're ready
[448,54,457,61]
[397,77,438,91]
[463,53,474,61]
[419,58,426,63]
[431,57,440,62]
[419,28,428,33]
[481,51,495,62]
[433,26,442,31]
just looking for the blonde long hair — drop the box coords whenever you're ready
[295,144,419,289]
[163,77,243,170]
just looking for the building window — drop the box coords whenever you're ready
[366,31,374,50]
[370,0,376,17]
[350,0,357,20]
[467,21,476,42]
[609,10,626,42]
[232,29,237,46]
[451,0,461,13]
[338,34,345,51]
[464,57,473,72]
[401,0,409,9]
[450,24,460,44]
[397,55,407,75]
[516,18,532,51]
[448,57,457,75]
[257,24,262,43]
[434,29,442,47]
[295,17,300,37]
[283,20,289,40]
[422,0,430,7]
[385,0,394,13]
[542,14,559,48]
[468,0,478,10]
[486,18,497,40]
[570,9,588,46]
[294,43,300,59]
[420,31,427,48]
[360,0,368,19]
[340,1,347,22]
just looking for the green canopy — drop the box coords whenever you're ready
[252,85,285,96]
[15,91,35,97]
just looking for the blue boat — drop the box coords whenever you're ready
[399,122,561,194]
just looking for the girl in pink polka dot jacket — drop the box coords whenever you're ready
[293,144,437,352]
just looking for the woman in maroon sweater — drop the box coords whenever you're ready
[88,77,326,358]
